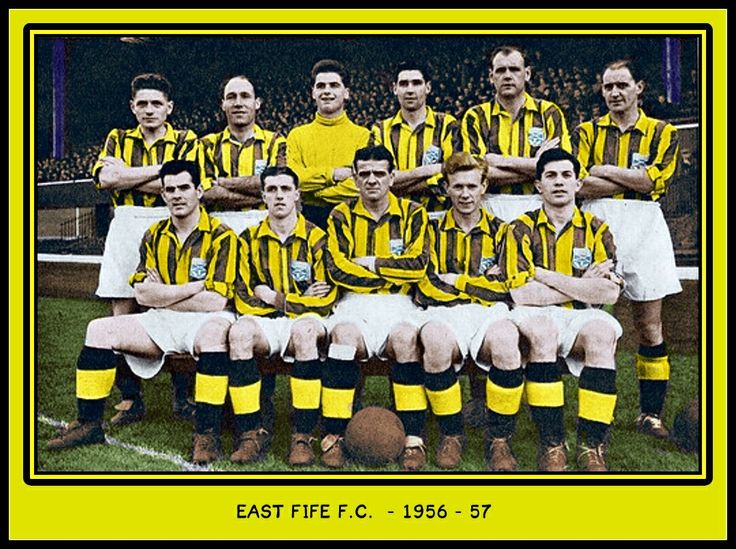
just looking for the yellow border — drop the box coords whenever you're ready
[10,8,727,540]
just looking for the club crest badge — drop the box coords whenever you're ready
[290,260,312,282]
[630,152,650,170]
[422,145,442,166]
[189,257,208,280]
[479,256,496,273]
[528,126,545,147]
[254,159,268,176]
[572,248,593,270]
[389,239,405,256]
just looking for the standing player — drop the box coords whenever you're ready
[371,61,458,212]
[191,166,337,466]
[92,73,200,426]
[414,152,522,471]
[199,75,287,211]
[287,59,371,228]
[503,149,624,472]
[48,160,238,450]
[323,145,429,470]
[573,59,681,439]
[461,45,570,211]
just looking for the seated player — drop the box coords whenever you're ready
[322,145,429,470]
[48,160,238,450]
[190,166,337,466]
[502,148,624,472]
[415,152,522,471]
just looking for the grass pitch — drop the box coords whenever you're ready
[35,297,701,475]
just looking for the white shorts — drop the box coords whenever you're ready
[581,198,682,301]
[509,305,622,377]
[419,303,510,372]
[211,210,268,237]
[234,314,327,363]
[96,206,170,299]
[122,309,236,379]
[325,293,423,360]
[482,194,543,223]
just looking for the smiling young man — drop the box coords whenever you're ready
[573,59,681,440]
[190,166,336,466]
[371,61,458,212]
[92,73,200,427]
[48,160,238,451]
[286,59,371,228]
[199,75,287,211]
[502,148,624,472]
[322,145,430,470]
[414,152,521,471]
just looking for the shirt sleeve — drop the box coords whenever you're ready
[92,129,122,187]
[373,206,430,285]
[499,220,535,290]
[203,228,238,299]
[645,124,679,198]
[283,232,338,318]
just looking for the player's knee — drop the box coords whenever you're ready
[578,320,618,355]
[329,321,362,348]
[85,317,118,348]
[388,322,419,351]
[419,322,455,372]
[193,317,231,354]
[483,320,521,369]
[519,316,558,356]
[228,317,259,353]
[290,318,323,354]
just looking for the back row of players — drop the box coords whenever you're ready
[48,46,682,472]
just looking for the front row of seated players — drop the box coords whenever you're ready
[49,146,624,473]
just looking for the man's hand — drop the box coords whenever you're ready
[532,266,553,285]
[534,136,561,159]
[332,167,353,183]
[583,259,614,279]
[438,272,459,286]
[101,156,126,168]
[146,268,163,284]
[588,165,611,179]
[253,285,278,305]
[303,281,333,297]
[484,264,502,277]
[353,256,377,272]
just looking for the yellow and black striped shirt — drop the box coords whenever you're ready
[326,193,429,295]
[129,206,238,299]
[461,93,571,195]
[416,208,509,307]
[93,122,199,207]
[371,107,458,211]
[572,109,679,201]
[234,214,337,318]
[501,207,617,309]
[199,124,287,191]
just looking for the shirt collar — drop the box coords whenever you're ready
[389,106,437,129]
[536,206,585,230]
[162,206,211,238]
[440,207,495,236]
[131,122,177,144]
[598,109,649,134]
[353,192,402,221]
[255,213,309,242]
[492,93,538,116]
[223,124,267,144]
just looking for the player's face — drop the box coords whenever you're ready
[130,89,173,131]
[602,67,644,116]
[261,174,299,220]
[312,72,349,117]
[445,169,487,217]
[221,77,261,129]
[534,159,581,208]
[161,171,202,219]
[354,159,394,204]
[393,69,431,113]
[490,51,530,100]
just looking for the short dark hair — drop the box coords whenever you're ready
[394,60,431,83]
[535,148,581,180]
[160,160,200,187]
[219,74,256,100]
[352,145,395,173]
[131,73,172,100]
[488,45,528,70]
[603,58,643,83]
[260,165,300,189]
[311,59,349,87]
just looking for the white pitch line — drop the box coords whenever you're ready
[38,414,215,472]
